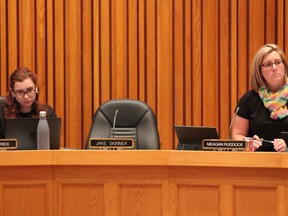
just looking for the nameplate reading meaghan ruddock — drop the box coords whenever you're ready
[0,139,18,150]
[89,138,134,149]
[202,139,246,150]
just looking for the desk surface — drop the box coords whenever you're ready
[0,149,286,168]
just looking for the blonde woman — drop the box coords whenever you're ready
[232,44,288,152]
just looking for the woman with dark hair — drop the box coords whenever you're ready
[3,67,56,118]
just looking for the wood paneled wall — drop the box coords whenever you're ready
[1,0,288,149]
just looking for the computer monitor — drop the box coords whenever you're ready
[175,125,219,150]
[3,118,61,150]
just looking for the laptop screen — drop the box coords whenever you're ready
[3,118,61,150]
[175,125,219,150]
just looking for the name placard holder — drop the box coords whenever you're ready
[0,139,18,150]
[202,139,247,151]
[89,138,134,149]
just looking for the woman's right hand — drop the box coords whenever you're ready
[252,135,262,151]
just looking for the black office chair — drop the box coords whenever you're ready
[85,99,160,149]
[0,96,5,107]
[0,96,6,138]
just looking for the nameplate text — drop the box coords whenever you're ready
[89,138,134,149]
[202,139,246,150]
[0,139,18,150]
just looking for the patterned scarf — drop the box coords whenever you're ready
[259,84,288,120]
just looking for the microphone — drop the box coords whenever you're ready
[112,109,119,138]
[228,107,240,139]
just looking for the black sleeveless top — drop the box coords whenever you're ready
[236,90,288,151]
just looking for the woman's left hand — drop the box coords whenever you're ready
[273,139,287,152]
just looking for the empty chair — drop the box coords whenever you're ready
[86,99,160,149]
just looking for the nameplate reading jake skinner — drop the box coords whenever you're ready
[89,138,134,149]
[0,139,18,150]
[202,139,246,150]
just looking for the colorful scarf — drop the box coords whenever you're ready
[259,84,288,120]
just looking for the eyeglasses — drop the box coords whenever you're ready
[14,87,37,97]
[261,60,282,69]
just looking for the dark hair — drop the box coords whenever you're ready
[4,67,40,118]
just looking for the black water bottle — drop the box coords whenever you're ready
[37,111,50,150]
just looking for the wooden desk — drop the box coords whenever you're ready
[0,150,287,216]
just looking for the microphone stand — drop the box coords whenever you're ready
[111,109,119,150]
[228,107,240,139]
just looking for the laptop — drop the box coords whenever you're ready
[3,118,61,150]
[175,125,219,150]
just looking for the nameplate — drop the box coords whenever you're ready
[0,139,18,150]
[202,139,246,150]
[89,138,134,149]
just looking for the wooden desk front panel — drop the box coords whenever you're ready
[0,151,287,216]
[170,166,287,216]
[54,165,288,216]
[54,166,169,216]
[0,166,54,216]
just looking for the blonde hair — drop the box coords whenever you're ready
[250,44,288,91]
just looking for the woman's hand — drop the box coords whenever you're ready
[273,139,287,152]
[252,135,262,151]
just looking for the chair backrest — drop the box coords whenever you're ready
[85,99,160,149]
[0,96,6,138]
[0,96,5,108]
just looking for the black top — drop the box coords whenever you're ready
[236,90,288,151]
[15,104,56,118]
